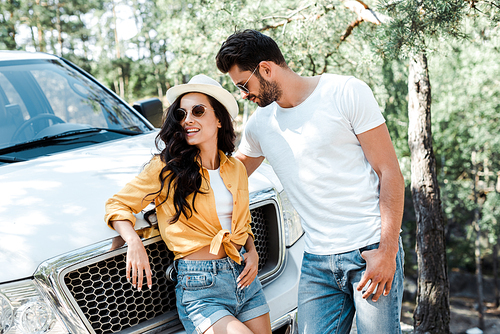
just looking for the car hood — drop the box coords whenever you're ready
[0,132,280,283]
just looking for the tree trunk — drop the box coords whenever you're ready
[112,0,121,59]
[494,240,499,308]
[37,22,45,52]
[6,1,17,50]
[472,152,485,329]
[146,32,164,99]
[35,0,45,52]
[112,0,125,98]
[474,215,485,330]
[408,51,450,334]
[56,1,62,56]
[30,25,37,51]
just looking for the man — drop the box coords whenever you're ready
[216,29,405,334]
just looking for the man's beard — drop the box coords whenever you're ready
[254,76,282,107]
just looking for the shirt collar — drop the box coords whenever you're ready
[219,150,233,168]
[197,150,233,171]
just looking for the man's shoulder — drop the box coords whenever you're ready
[317,74,373,100]
[320,73,357,87]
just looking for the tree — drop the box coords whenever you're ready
[484,191,500,308]
[0,0,20,50]
[430,16,500,320]
[372,1,500,331]
[9,4,500,329]
[336,1,461,331]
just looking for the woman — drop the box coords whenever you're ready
[105,74,272,334]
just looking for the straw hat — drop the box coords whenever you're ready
[166,74,238,119]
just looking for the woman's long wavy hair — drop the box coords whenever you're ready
[148,92,236,223]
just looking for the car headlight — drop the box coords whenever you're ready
[278,190,304,247]
[0,281,67,334]
[1,292,14,333]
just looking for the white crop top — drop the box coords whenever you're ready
[208,168,233,232]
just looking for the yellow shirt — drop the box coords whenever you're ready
[104,151,253,264]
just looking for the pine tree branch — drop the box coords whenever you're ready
[340,18,363,41]
[259,3,319,32]
[260,3,314,21]
[483,0,500,10]
[320,51,334,75]
[339,0,391,43]
[342,0,391,25]
[307,53,317,75]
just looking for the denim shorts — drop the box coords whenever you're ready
[174,255,270,334]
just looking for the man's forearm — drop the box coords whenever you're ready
[378,169,405,257]
[234,150,264,176]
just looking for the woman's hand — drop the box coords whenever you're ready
[126,238,153,291]
[237,236,259,289]
[111,220,153,290]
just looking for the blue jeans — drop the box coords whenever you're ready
[297,239,404,334]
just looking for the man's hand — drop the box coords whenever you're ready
[357,247,397,302]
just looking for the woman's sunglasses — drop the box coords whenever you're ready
[174,104,213,122]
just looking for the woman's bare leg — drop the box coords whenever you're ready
[244,313,272,334]
[203,315,253,334]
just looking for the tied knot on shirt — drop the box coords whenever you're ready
[210,229,242,264]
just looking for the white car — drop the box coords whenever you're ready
[0,51,304,334]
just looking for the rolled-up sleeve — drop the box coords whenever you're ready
[104,156,166,229]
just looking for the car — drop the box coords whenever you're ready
[0,51,304,334]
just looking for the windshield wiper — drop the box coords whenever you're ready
[39,127,143,137]
[0,127,142,156]
[0,155,27,163]
[89,127,143,136]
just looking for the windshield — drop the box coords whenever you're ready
[0,58,150,151]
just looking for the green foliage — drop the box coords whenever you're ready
[375,0,467,58]
[7,0,500,276]
[0,0,20,50]
[377,58,410,182]
[430,14,500,272]
[483,192,500,244]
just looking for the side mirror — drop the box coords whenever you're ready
[133,98,164,128]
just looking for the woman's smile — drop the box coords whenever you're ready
[185,126,200,136]
[180,93,220,152]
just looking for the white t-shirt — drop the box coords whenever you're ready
[208,168,233,232]
[239,74,385,255]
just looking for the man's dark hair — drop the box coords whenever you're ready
[216,29,287,74]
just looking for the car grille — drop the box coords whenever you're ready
[251,207,269,271]
[64,205,274,334]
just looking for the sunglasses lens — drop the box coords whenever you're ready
[192,105,206,117]
[174,105,207,122]
[236,84,249,94]
[174,108,186,122]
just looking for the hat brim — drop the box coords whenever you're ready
[166,83,239,120]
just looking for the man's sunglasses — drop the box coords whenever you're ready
[174,104,213,122]
[235,65,259,94]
